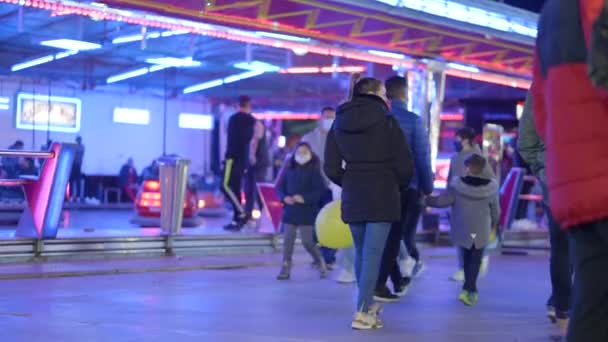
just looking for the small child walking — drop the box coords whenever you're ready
[277,142,328,280]
[425,154,500,305]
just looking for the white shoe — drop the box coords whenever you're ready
[480,256,490,277]
[351,312,382,330]
[450,269,465,282]
[399,256,416,277]
[336,268,356,284]
[412,260,425,278]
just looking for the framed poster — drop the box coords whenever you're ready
[15,93,81,133]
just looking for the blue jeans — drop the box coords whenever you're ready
[350,222,391,312]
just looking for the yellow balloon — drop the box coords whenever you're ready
[315,200,353,249]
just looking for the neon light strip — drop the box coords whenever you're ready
[0,0,531,88]
[0,97,9,104]
[183,70,265,94]
[375,0,537,37]
[253,113,321,120]
[106,65,166,84]
[11,50,78,72]
[0,104,9,110]
[279,65,366,74]
[440,113,464,121]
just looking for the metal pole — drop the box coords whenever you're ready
[47,80,51,144]
[163,69,168,156]
[32,82,36,149]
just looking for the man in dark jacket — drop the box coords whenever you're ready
[532,1,608,340]
[517,92,571,335]
[222,95,256,231]
[374,76,434,302]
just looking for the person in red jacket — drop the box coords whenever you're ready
[532,1,608,341]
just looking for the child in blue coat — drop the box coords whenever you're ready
[277,142,328,280]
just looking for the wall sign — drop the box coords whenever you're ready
[15,93,81,133]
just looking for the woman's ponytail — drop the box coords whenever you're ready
[348,73,362,100]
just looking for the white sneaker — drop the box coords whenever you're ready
[399,256,416,277]
[351,312,382,330]
[412,260,426,278]
[336,268,356,284]
[480,256,490,277]
[450,269,465,282]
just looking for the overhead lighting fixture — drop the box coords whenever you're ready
[40,39,101,51]
[0,97,9,104]
[11,50,78,72]
[368,50,406,59]
[374,0,537,38]
[292,47,308,56]
[253,112,321,120]
[0,104,8,110]
[178,113,214,130]
[112,30,187,44]
[113,107,150,125]
[255,31,311,42]
[279,65,366,74]
[183,70,265,94]
[447,63,480,73]
[145,57,202,68]
[234,61,281,72]
[106,64,167,84]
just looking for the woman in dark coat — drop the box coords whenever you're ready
[324,74,413,330]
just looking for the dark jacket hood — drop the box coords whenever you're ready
[335,94,388,133]
[451,176,499,200]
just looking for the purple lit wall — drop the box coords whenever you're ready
[0,79,212,175]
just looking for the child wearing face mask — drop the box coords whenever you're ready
[277,142,328,280]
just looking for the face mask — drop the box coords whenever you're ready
[295,153,312,165]
[321,118,334,131]
[453,140,463,152]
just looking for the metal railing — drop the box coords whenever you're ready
[0,150,55,159]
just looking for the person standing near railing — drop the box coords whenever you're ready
[69,136,85,202]
[1,140,24,179]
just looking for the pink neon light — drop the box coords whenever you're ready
[440,113,464,121]
[279,65,366,74]
[253,113,321,120]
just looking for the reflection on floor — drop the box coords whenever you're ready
[0,209,274,239]
[0,248,558,341]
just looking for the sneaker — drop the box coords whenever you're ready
[399,256,416,277]
[351,312,382,330]
[368,303,384,329]
[276,263,291,280]
[336,268,357,284]
[480,256,490,277]
[395,278,411,297]
[555,317,569,338]
[547,305,557,323]
[223,221,243,231]
[450,269,465,282]
[458,290,473,306]
[468,292,479,306]
[373,287,400,303]
[411,260,425,278]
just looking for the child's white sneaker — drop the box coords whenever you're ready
[450,269,465,282]
[336,268,356,284]
[351,312,382,330]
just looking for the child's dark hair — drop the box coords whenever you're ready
[385,76,407,100]
[464,153,486,175]
[456,127,476,143]
[348,73,383,98]
[289,142,320,169]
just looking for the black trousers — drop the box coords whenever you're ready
[567,219,608,342]
[222,159,246,222]
[545,204,572,315]
[401,188,422,262]
[243,167,262,219]
[461,245,484,293]
[377,189,419,290]
[70,163,83,199]
[315,189,336,264]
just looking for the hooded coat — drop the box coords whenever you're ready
[426,176,500,249]
[324,94,413,223]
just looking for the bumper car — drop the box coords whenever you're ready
[194,174,227,217]
[130,179,202,227]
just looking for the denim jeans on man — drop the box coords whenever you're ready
[350,222,391,312]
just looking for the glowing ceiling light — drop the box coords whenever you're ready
[292,47,308,56]
[113,107,150,125]
[234,61,281,72]
[145,57,202,67]
[0,97,9,104]
[279,65,366,74]
[375,0,537,38]
[255,31,310,42]
[368,49,406,59]
[40,39,101,51]
[447,63,480,73]
[112,31,160,44]
[11,50,78,72]
[0,104,8,111]
[183,70,265,94]
[106,65,167,84]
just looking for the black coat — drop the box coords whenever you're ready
[277,162,327,226]
[324,94,413,223]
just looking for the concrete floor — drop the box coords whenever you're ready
[0,250,560,341]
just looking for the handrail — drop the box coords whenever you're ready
[0,150,55,159]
